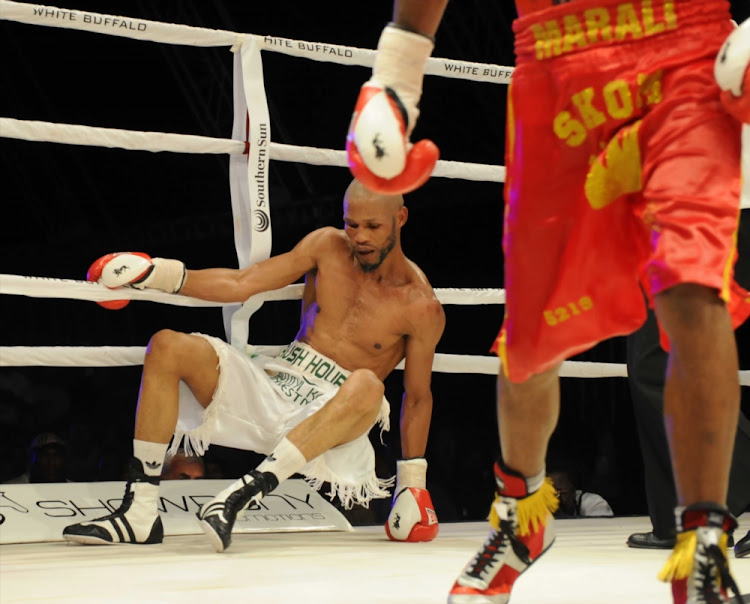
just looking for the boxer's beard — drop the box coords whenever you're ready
[359,219,397,273]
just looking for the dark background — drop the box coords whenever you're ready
[1,1,749,522]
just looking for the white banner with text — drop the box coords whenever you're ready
[0,479,352,544]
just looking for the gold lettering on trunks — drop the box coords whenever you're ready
[531,0,677,60]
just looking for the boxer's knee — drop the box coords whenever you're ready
[341,368,385,420]
[499,364,559,399]
[145,329,187,368]
[655,283,729,344]
[145,330,214,376]
[144,330,219,407]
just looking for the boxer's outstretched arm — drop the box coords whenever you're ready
[180,228,332,303]
[88,228,336,305]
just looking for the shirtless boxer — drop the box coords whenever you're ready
[347,1,750,602]
[62,178,445,552]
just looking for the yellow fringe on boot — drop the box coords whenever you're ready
[489,478,559,537]
[657,531,730,582]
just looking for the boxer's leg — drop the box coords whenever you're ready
[449,366,561,603]
[654,285,741,602]
[63,330,219,545]
[198,369,385,552]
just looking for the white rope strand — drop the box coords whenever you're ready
[0,274,505,305]
[0,1,513,84]
[0,346,149,367]
[3,345,748,386]
[0,118,505,182]
[0,274,304,306]
[0,1,240,47]
[0,118,244,155]
[1,275,223,307]
[0,346,604,375]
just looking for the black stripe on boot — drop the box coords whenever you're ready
[62,457,164,545]
[197,470,278,553]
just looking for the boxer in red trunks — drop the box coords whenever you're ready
[347,0,750,602]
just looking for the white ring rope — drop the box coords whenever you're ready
[0,345,623,378]
[0,1,514,84]
[3,344,749,386]
[0,118,506,183]
[2,117,245,155]
[0,274,505,306]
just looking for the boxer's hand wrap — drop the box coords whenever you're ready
[384,458,439,542]
[715,18,750,124]
[87,252,187,310]
[346,24,439,194]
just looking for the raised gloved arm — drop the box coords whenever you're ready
[346,23,439,194]
[87,252,186,309]
[715,18,750,124]
[385,458,439,542]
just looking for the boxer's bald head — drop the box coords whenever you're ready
[343,179,407,273]
[343,179,404,213]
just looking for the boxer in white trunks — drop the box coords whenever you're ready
[62,178,445,552]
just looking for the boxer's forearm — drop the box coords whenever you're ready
[392,0,448,38]
[399,392,433,458]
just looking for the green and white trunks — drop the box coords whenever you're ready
[171,336,393,508]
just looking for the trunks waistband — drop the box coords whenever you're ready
[275,341,350,388]
[513,0,731,62]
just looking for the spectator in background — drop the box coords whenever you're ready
[547,461,614,519]
[162,449,205,480]
[3,432,70,484]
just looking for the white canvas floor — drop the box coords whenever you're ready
[2,515,750,604]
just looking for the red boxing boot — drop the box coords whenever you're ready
[448,460,558,603]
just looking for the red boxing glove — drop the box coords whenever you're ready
[715,18,750,124]
[385,486,439,542]
[87,252,153,310]
[87,252,186,310]
[347,84,439,195]
[384,458,439,542]
[346,24,439,195]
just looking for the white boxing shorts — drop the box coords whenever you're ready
[170,336,393,508]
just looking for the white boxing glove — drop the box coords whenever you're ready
[87,252,186,310]
[385,458,439,542]
[346,24,439,195]
[715,18,750,124]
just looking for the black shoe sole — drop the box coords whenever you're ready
[62,534,162,546]
[627,541,675,549]
[62,516,163,546]
[63,534,116,546]
[198,517,229,553]
[626,535,675,550]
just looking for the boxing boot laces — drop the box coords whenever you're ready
[659,502,741,604]
[449,461,558,603]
